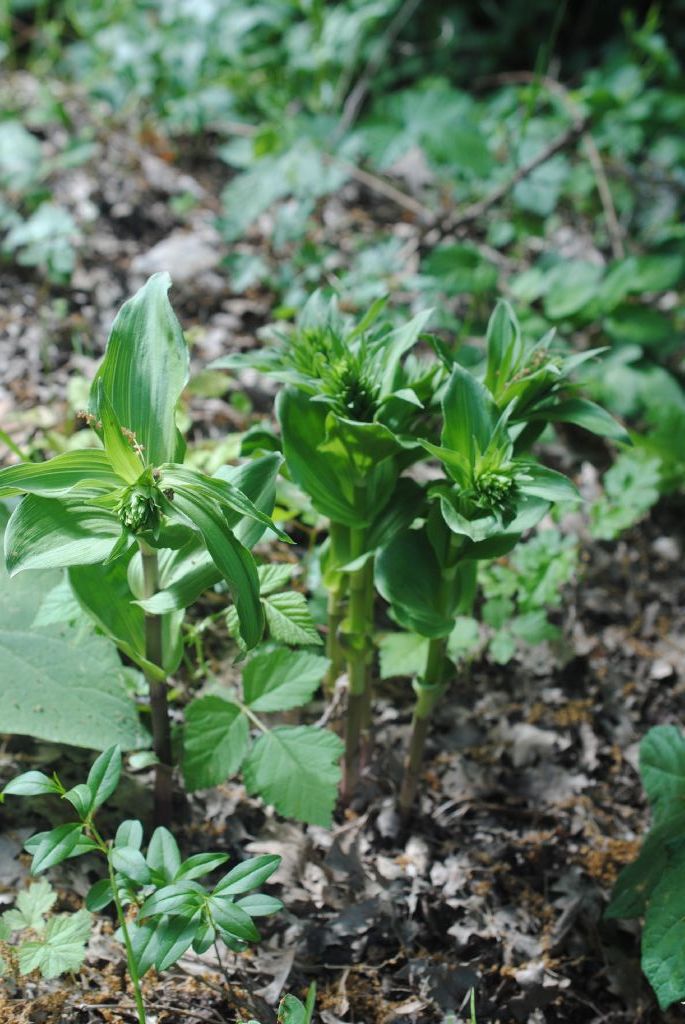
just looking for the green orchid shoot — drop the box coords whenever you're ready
[212,292,437,799]
[0,274,288,824]
[378,302,629,816]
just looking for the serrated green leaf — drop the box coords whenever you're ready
[263,591,323,647]
[18,908,91,979]
[640,726,685,822]
[182,696,250,791]
[643,860,685,1009]
[91,273,189,468]
[377,631,429,680]
[243,726,343,826]
[258,562,295,595]
[243,648,329,711]
[3,879,56,932]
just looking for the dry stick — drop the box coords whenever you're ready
[478,70,625,259]
[334,0,424,140]
[140,543,173,827]
[444,116,589,231]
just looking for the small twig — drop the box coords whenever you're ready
[445,117,589,231]
[324,155,434,222]
[478,70,625,258]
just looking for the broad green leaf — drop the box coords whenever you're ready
[86,746,121,810]
[63,783,93,818]
[92,273,189,467]
[517,462,580,503]
[160,465,288,542]
[2,771,61,798]
[318,415,403,478]
[543,260,603,320]
[213,855,280,896]
[263,592,323,647]
[640,726,685,823]
[18,908,91,979]
[169,486,263,648]
[130,916,197,975]
[441,364,498,467]
[643,861,685,1009]
[3,879,56,932]
[243,726,343,826]
[484,300,522,398]
[176,853,229,881]
[115,820,144,850]
[69,559,177,680]
[377,632,429,680]
[139,881,205,919]
[86,879,114,912]
[30,824,83,874]
[377,309,433,396]
[243,648,329,712]
[112,847,151,885]
[146,827,182,883]
[5,495,121,573]
[277,387,357,525]
[182,696,249,791]
[527,398,630,443]
[0,552,147,751]
[376,527,473,638]
[208,896,260,942]
[0,450,120,499]
[235,894,283,917]
[606,810,685,919]
[138,455,282,615]
[95,381,144,484]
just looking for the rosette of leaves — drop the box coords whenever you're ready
[0,274,287,823]
[2,746,282,1024]
[377,319,627,813]
[212,293,437,796]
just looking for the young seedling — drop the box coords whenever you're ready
[212,293,436,797]
[0,879,91,984]
[240,983,316,1024]
[1,746,282,1024]
[378,301,629,814]
[0,274,287,824]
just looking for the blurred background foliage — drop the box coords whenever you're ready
[1,0,684,557]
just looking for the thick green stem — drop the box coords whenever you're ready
[399,637,448,817]
[342,516,374,800]
[140,544,173,827]
[399,535,463,817]
[324,521,348,693]
[324,587,346,693]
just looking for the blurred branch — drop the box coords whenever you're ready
[479,70,626,259]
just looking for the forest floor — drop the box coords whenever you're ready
[1,79,684,1024]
